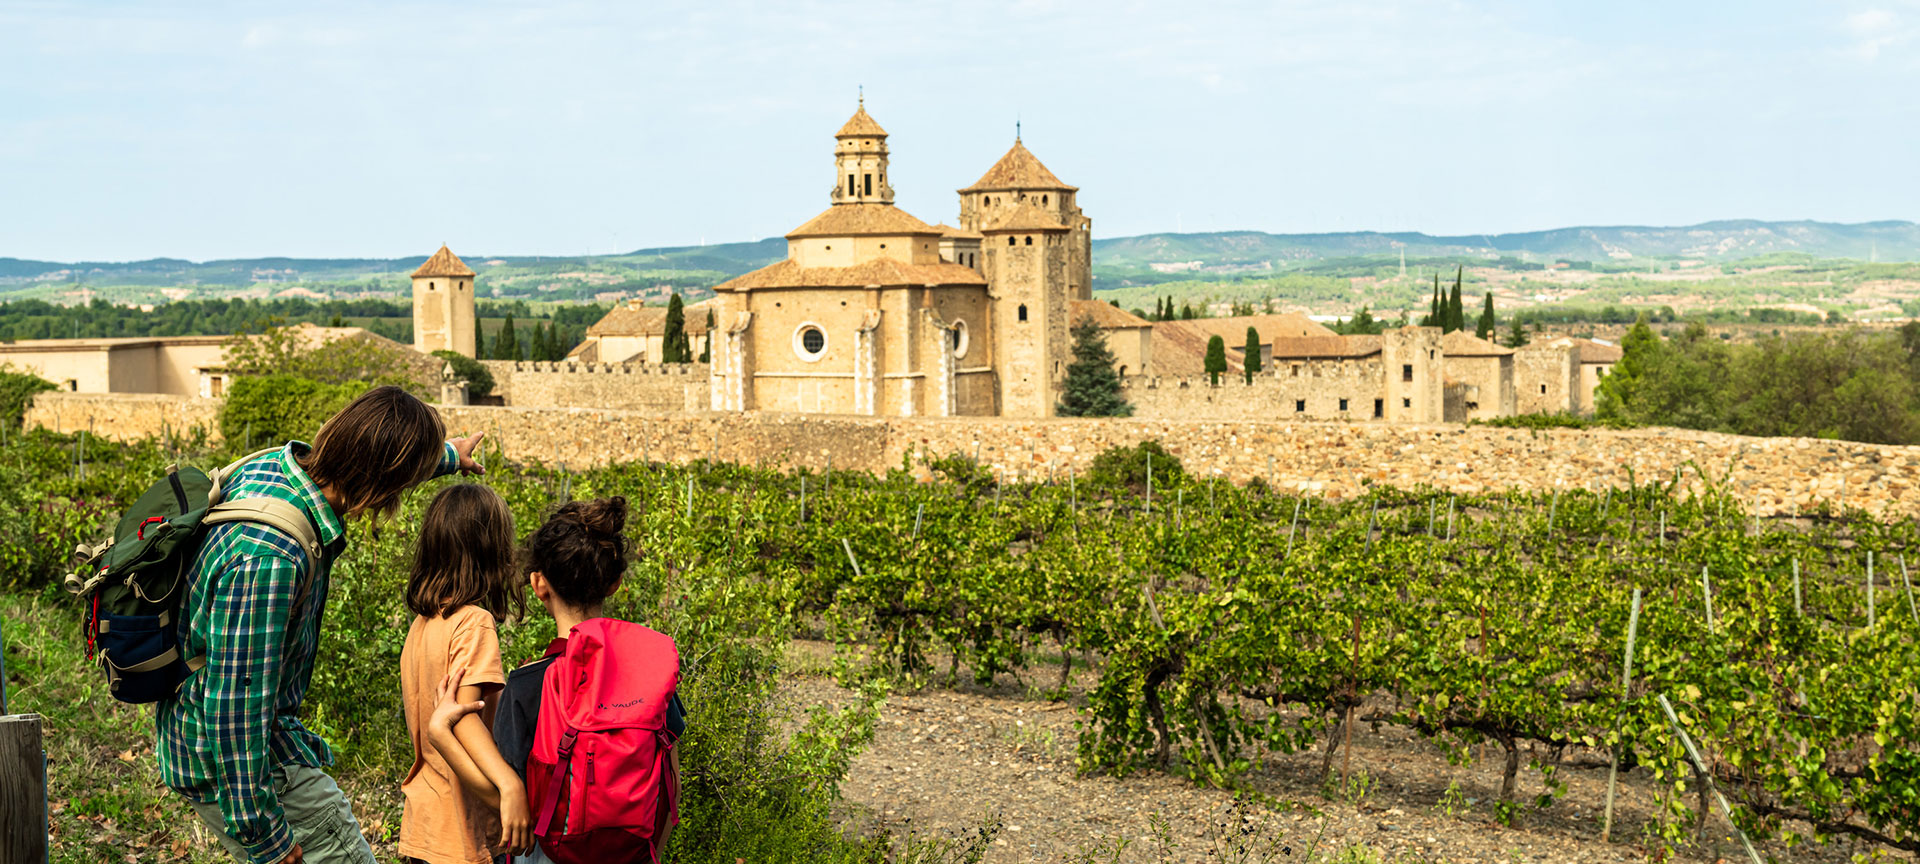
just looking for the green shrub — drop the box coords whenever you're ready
[219,375,367,451]
[1087,440,1185,492]
[0,367,56,430]
[1471,412,1630,431]
[432,349,495,397]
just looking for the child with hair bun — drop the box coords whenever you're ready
[431,497,686,864]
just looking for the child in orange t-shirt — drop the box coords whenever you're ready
[397,483,532,864]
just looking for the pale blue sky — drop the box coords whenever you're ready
[3,0,1917,261]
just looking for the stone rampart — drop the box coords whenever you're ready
[28,392,1920,516]
[25,392,221,442]
[482,360,707,413]
[1123,359,1389,422]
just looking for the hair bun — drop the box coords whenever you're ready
[580,496,627,538]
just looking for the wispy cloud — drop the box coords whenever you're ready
[1841,5,1916,60]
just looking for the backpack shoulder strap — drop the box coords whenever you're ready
[204,497,324,584]
[212,447,285,498]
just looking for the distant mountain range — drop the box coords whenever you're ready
[2,220,1914,292]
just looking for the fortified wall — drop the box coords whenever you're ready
[29,391,1920,517]
[479,360,707,413]
[1121,358,1388,421]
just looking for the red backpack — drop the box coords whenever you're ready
[529,618,681,864]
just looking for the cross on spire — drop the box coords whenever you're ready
[858,84,863,107]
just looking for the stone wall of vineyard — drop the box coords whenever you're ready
[29,391,1920,515]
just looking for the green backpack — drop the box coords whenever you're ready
[64,448,323,704]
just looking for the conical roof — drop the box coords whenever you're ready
[411,245,475,278]
[836,104,888,138]
[960,139,1076,192]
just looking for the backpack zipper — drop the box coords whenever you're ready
[585,739,596,784]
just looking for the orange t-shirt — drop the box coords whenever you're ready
[398,605,508,864]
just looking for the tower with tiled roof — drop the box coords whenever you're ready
[411,244,477,357]
[831,97,894,205]
[959,134,1090,418]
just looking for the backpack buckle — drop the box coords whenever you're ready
[557,728,578,758]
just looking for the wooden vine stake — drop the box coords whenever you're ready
[799,476,807,525]
[1145,451,1153,514]
[1287,497,1302,557]
[1901,555,1917,622]
[1445,496,1455,541]
[1602,587,1642,842]
[1655,694,1764,864]
[1547,488,1560,533]
[1701,566,1716,632]
[1070,469,1077,515]
[913,504,923,540]
[1363,496,1378,553]
[0,713,47,864]
[1867,551,1875,629]
[683,477,693,522]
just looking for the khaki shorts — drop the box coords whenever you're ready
[189,763,376,864]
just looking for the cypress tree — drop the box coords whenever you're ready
[1056,315,1133,417]
[1447,267,1464,333]
[494,314,520,360]
[1476,294,1496,340]
[700,309,715,363]
[534,321,553,361]
[1242,326,1261,384]
[1204,334,1227,386]
[1425,274,1440,327]
[662,294,689,362]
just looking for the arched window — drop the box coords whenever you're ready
[1024,236,1033,246]
[1008,237,1016,246]
[1018,304,1028,322]
[1042,194,1049,205]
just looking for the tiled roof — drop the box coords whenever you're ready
[1070,299,1151,329]
[1163,313,1335,348]
[932,223,984,240]
[1441,329,1514,357]
[836,105,888,138]
[583,303,713,337]
[714,257,988,292]
[1268,335,1383,359]
[411,245,475,278]
[960,139,1077,192]
[1148,322,1245,377]
[979,200,1069,232]
[786,203,941,238]
[1575,339,1624,363]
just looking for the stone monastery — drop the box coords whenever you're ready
[0,101,1618,425]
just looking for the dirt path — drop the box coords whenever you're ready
[782,641,1901,864]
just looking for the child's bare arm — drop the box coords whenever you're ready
[452,704,531,852]
[428,669,502,808]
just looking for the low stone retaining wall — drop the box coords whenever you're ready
[28,392,1918,516]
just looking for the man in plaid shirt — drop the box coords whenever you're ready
[159,386,488,864]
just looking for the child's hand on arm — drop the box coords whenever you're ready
[427,667,503,808]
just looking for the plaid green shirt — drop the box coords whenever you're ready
[157,440,457,864]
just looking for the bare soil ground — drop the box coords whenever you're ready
[783,641,1908,864]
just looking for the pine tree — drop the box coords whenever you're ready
[1204,335,1227,386]
[1346,305,1379,335]
[1164,296,1175,320]
[1056,315,1133,417]
[1476,293,1496,340]
[1447,267,1464,333]
[1242,326,1262,383]
[1505,317,1530,349]
[699,310,715,362]
[1597,313,1659,420]
[532,321,551,361]
[662,294,689,362]
[1180,303,1196,320]
[494,315,520,360]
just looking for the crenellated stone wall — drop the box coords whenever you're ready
[481,360,707,413]
[28,392,1920,516]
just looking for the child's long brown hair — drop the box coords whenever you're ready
[408,483,523,620]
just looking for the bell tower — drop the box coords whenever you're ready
[829,96,894,205]
[411,244,477,358]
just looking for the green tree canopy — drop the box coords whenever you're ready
[662,294,691,363]
[1056,315,1133,417]
[1505,317,1530,349]
[1476,293,1496,340]
[1204,334,1227,386]
[1242,326,1262,383]
[493,314,520,360]
[1595,314,1658,420]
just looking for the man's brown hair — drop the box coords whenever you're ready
[408,483,522,620]
[300,385,446,521]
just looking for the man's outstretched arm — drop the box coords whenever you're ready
[436,432,488,478]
